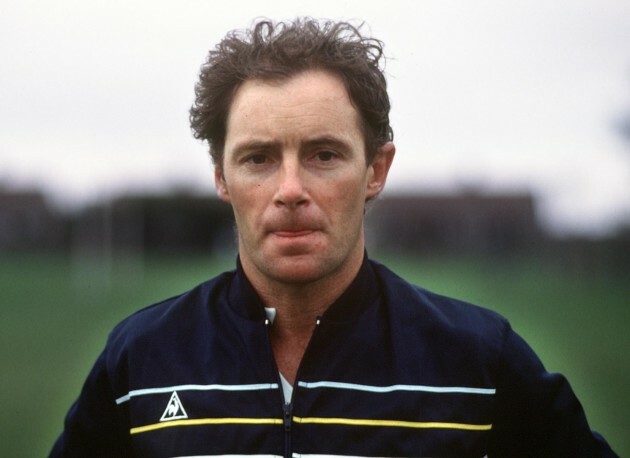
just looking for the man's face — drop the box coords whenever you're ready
[216,69,394,286]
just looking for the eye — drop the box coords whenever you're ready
[315,150,337,162]
[246,154,268,165]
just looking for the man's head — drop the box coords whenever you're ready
[191,18,396,290]
[189,18,393,168]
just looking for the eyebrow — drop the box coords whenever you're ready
[230,140,278,155]
[303,135,352,151]
[230,135,352,156]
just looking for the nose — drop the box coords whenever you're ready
[274,159,308,209]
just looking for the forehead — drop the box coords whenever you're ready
[224,70,363,147]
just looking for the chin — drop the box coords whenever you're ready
[266,257,333,285]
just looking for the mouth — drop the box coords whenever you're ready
[266,226,321,253]
[271,229,316,238]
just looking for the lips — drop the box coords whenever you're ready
[272,230,315,238]
[265,218,321,236]
[264,215,323,240]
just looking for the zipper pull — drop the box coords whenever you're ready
[283,402,292,431]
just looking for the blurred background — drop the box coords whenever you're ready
[1,0,629,456]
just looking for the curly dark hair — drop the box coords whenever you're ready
[189,18,393,166]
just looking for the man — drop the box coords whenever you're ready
[51,18,616,457]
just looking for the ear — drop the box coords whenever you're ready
[214,165,231,203]
[366,142,395,201]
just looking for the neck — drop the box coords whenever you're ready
[240,248,364,385]
[248,255,363,386]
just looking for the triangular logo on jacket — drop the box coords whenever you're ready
[160,391,188,422]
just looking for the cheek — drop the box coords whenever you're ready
[229,183,269,225]
[328,177,368,217]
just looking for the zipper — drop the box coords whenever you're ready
[283,401,293,458]
[265,315,323,458]
[264,317,293,458]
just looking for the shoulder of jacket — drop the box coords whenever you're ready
[105,270,234,352]
[370,259,511,347]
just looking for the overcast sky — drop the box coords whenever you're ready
[1,0,630,235]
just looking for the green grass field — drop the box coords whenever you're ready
[1,252,627,456]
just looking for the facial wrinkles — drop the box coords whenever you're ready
[255,112,356,154]
[226,75,361,149]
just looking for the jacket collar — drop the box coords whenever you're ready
[227,253,381,323]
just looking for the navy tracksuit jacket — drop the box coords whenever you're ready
[51,257,617,457]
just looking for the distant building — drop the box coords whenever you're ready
[366,192,542,256]
[0,188,65,252]
[74,194,236,255]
